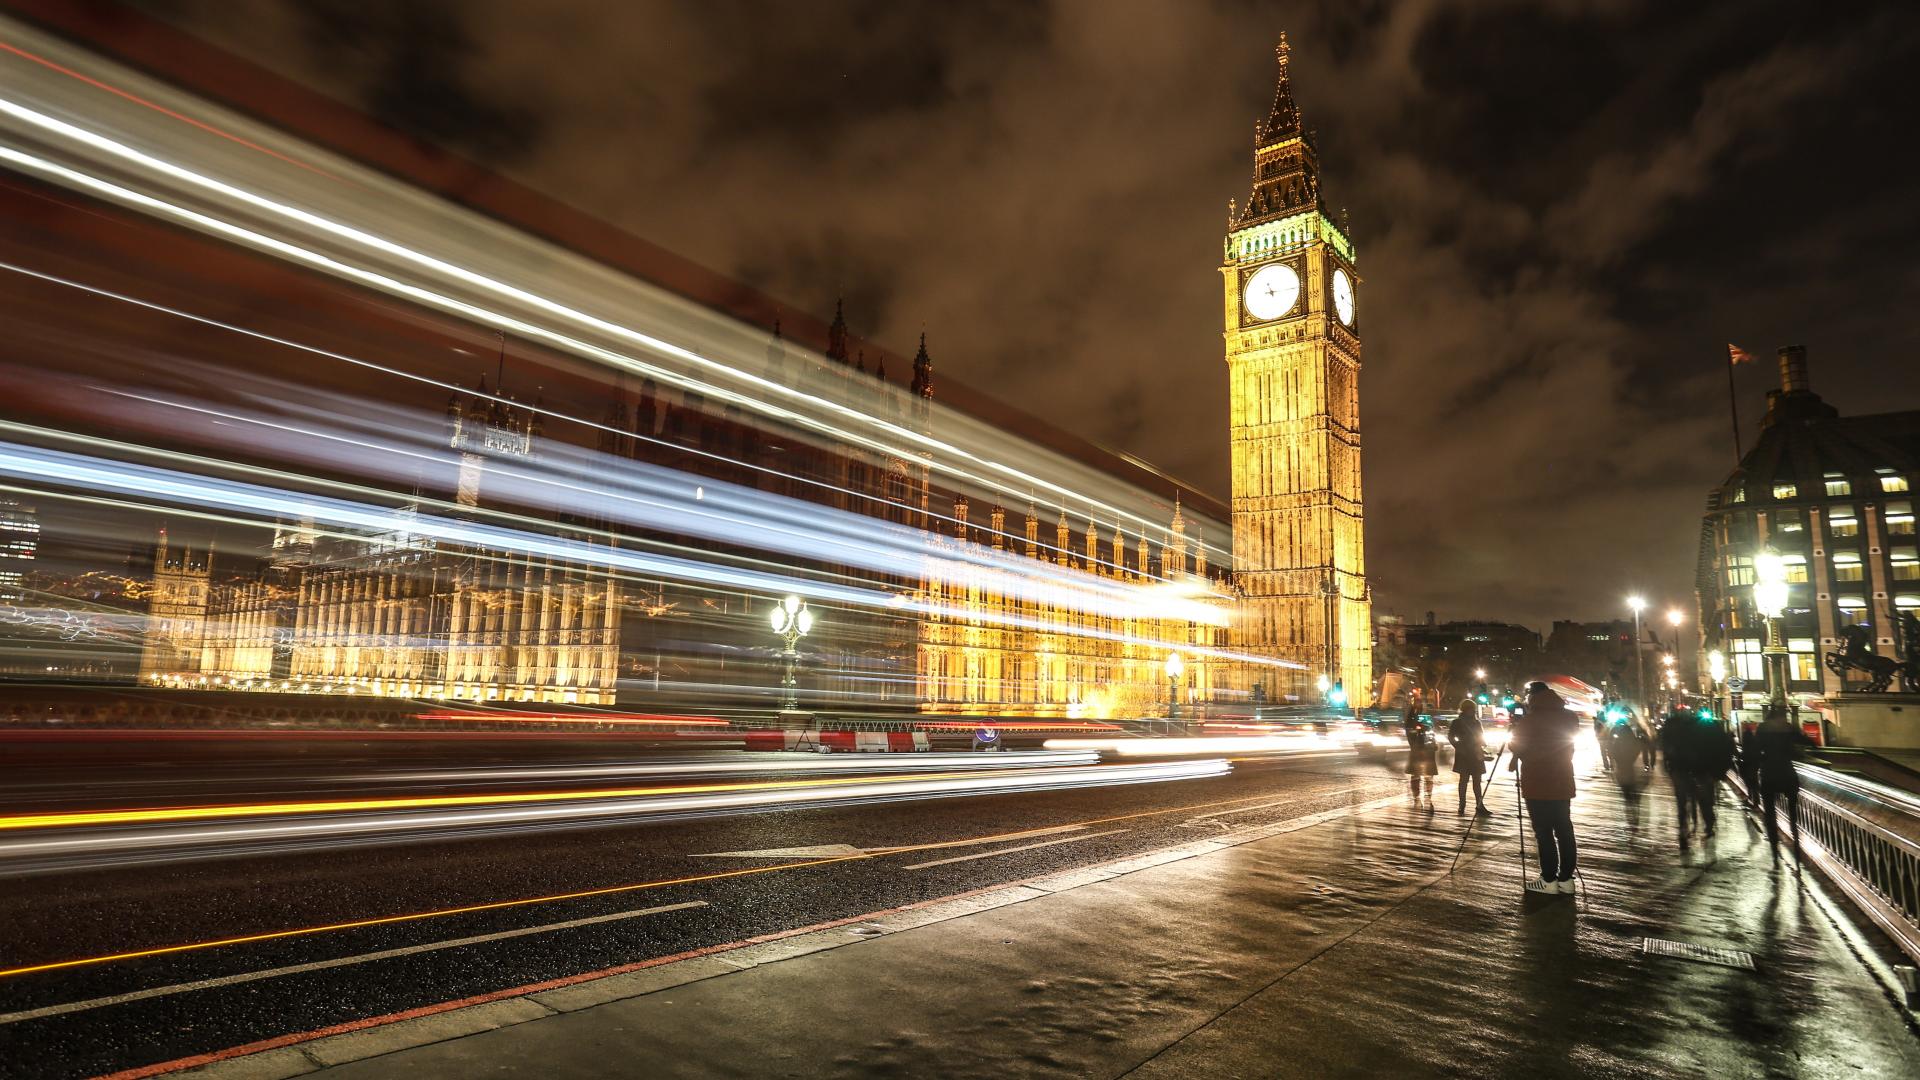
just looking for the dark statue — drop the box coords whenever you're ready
[1823,613,1920,693]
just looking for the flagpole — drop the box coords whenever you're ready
[1726,349,1744,464]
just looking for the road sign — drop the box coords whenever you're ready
[1731,692,1744,711]
[973,727,1000,751]
[1725,677,1746,692]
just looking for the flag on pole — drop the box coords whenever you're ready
[1728,343,1756,366]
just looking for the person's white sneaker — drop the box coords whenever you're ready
[1524,876,1555,894]
[1552,878,1576,894]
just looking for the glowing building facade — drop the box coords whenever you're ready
[1222,35,1372,704]
[916,497,1235,718]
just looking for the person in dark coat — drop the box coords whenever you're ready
[1404,700,1439,806]
[1608,717,1651,832]
[1692,715,1736,838]
[1450,696,1489,816]
[1659,709,1700,848]
[1752,703,1815,859]
[1509,682,1580,894]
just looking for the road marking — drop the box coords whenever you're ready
[0,900,707,1026]
[695,825,1088,860]
[691,844,867,859]
[1185,797,1303,822]
[902,829,1128,870]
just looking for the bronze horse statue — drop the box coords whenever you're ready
[1823,613,1920,693]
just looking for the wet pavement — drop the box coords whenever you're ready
[216,764,1920,1079]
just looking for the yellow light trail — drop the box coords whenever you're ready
[0,767,1055,833]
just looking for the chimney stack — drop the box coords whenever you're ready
[1778,345,1809,395]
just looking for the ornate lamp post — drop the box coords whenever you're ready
[1753,548,1791,715]
[769,595,814,711]
[1165,651,1185,727]
[1626,595,1647,718]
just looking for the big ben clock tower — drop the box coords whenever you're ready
[1223,33,1371,706]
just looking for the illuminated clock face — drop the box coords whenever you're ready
[1243,263,1301,322]
[1332,268,1356,327]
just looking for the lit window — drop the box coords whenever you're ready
[1775,510,1806,534]
[1892,547,1919,581]
[1729,487,1747,503]
[1829,505,1859,538]
[1887,501,1916,536]
[1824,472,1851,497]
[1878,469,1910,493]
[1787,638,1815,652]
[1772,483,1797,500]
[1780,553,1809,583]
[1896,595,1919,610]
[1790,651,1819,682]
[1725,553,1755,587]
[1832,550,1864,582]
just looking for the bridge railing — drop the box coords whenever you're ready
[1792,765,1920,969]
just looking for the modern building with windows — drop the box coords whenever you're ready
[1694,346,1920,701]
[0,498,38,604]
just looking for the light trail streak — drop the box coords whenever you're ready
[0,759,1230,876]
[412,712,730,728]
[0,429,1297,668]
[0,34,1238,565]
[0,105,1174,544]
[0,767,1082,832]
[1045,735,1354,757]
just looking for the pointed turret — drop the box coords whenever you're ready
[1235,33,1320,228]
[825,300,849,365]
[1024,506,1039,559]
[910,333,934,399]
[1255,33,1301,147]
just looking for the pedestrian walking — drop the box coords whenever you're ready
[1692,714,1735,838]
[1752,703,1814,861]
[1450,696,1489,816]
[1404,700,1438,806]
[1608,717,1650,832]
[1405,691,1436,803]
[1509,682,1580,894]
[1658,708,1700,848]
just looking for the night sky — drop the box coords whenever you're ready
[138,0,1920,633]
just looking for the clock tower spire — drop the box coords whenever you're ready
[1222,33,1370,707]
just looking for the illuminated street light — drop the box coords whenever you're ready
[1473,668,1487,681]
[1662,654,1676,667]
[1166,651,1185,724]
[1752,548,1790,712]
[1666,608,1685,627]
[769,594,813,712]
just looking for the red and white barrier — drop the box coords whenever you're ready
[741,730,931,753]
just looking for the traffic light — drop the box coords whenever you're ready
[1501,695,1515,708]
[1475,682,1490,704]
[1327,681,1348,708]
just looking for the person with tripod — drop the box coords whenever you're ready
[1450,695,1489,816]
[1509,682,1579,895]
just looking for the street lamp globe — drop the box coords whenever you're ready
[1473,668,1487,681]
[1165,651,1185,681]
[1753,550,1789,620]
[1708,650,1727,683]
[1666,608,1685,627]
[1626,595,1646,613]
[1315,672,1331,693]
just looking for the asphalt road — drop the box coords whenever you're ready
[0,740,1413,1079]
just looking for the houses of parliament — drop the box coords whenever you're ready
[138,36,1369,715]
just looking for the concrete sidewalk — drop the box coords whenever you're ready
[184,769,1920,1079]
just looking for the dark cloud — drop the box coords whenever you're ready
[147,0,1920,631]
